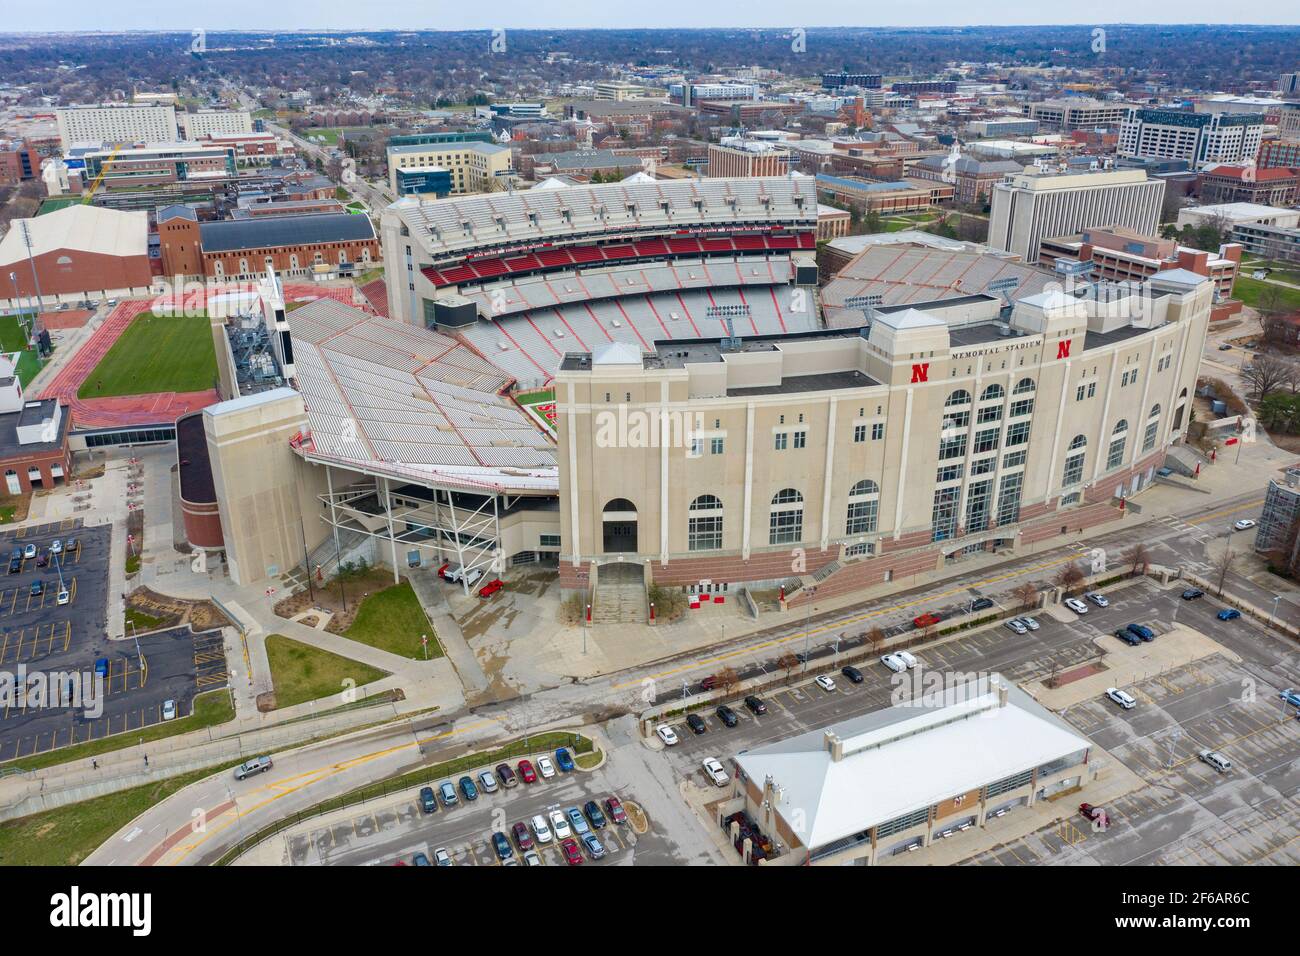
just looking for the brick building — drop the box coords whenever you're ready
[1197,164,1300,206]
[0,364,70,495]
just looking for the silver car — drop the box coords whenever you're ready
[1004,619,1028,635]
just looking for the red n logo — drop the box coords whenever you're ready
[1057,339,1072,360]
[910,363,929,383]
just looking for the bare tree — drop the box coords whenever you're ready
[1125,543,1152,577]
[1243,354,1298,400]
[1212,547,1236,597]
[1054,561,1085,596]
[776,652,800,677]
[716,666,740,695]
[866,625,887,653]
[1012,582,1040,610]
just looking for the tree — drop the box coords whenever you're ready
[777,652,800,677]
[1243,354,1298,400]
[1213,547,1236,597]
[1054,561,1085,596]
[1012,582,1040,610]
[866,625,887,653]
[1124,543,1152,577]
[716,667,740,695]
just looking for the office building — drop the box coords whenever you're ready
[1118,108,1264,169]
[386,140,512,195]
[707,140,789,178]
[1027,99,1129,131]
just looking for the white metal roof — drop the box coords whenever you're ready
[0,205,147,263]
[733,676,1091,851]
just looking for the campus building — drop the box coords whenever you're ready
[1036,225,1241,300]
[0,362,71,495]
[988,167,1165,263]
[1027,99,1129,132]
[1118,108,1265,169]
[707,140,790,178]
[728,675,1094,865]
[179,109,254,139]
[55,104,179,149]
[386,140,512,195]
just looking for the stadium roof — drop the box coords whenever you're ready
[733,675,1091,851]
[288,299,558,494]
[0,205,147,262]
[198,213,375,254]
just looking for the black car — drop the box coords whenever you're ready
[583,800,607,829]
[971,597,995,611]
[491,831,513,861]
[418,786,438,814]
[1181,588,1204,600]
[7,550,21,574]
[1114,628,1141,647]
[686,713,707,735]
[716,705,739,727]
[744,695,767,715]
[29,581,43,597]
[841,665,864,684]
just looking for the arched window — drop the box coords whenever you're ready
[688,495,723,551]
[769,488,803,544]
[1106,421,1128,470]
[1143,404,1161,452]
[846,480,880,535]
[603,498,636,514]
[1013,377,1036,394]
[1062,434,1087,486]
[980,383,1004,402]
[945,389,971,407]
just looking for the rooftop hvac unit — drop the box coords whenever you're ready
[669,312,680,320]
[611,319,622,328]
[564,285,574,293]
[553,328,566,338]
[497,341,510,351]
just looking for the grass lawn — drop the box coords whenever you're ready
[78,312,217,399]
[345,581,442,659]
[0,690,235,774]
[265,634,389,709]
[124,607,165,631]
[0,757,244,865]
[1230,276,1300,313]
[0,315,45,387]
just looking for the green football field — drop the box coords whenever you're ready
[516,388,557,434]
[78,312,218,399]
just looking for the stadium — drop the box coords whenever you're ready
[184,176,1212,621]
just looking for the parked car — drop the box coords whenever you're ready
[1232,519,1256,532]
[1218,342,1232,351]
[1114,628,1141,646]
[895,651,918,669]
[1156,466,1174,478]
[496,763,517,788]
[565,806,590,836]
[582,833,606,860]
[604,797,628,825]
[549,809,572,840]
[1004,619,1028,635]
[1126,623,1155,642]
[458,775,478,801]
[537,756,556,778]
[438,781,458,807]
[7,551,21,574]
[49,539,61,556]
[522,850,542,866]
[491,831,514,861]
[1106,688,1137,710]
[841,664,864,684]
[699,675,719,691]
[702,757,730,787]
[1181,588,1204,600]
[814,674,837,692]
[161,699,176,721]
[1019,616,1040,630]
[477,770,499,794]
[1217,608,1242,621]
[56,588,70,606]
[21,544,35,560]
[555,747,575,772]
[1198,749,1232,773]
[433,847,452,866]
[234,755,273,780]
[511,821,534,852]
[1064,597,1089,615]
[583,800,607,829]
[686,713,707,735]
[530,814,553,844]
[477,578,504,598]
[743,695,767,715]
[970,597,994,611]
[560,838,583,865]
[94,657,108,678]
[881,653,908,673]
[913,612,943,629]
[655,724,679,746]
[419,786,438,814]
[1279,689,1300,710]
[411,852,430,866]
[517,759,537,784]
[66,538,79,554]
[715,705,739,727]
[35,553,48,568]
[29,580,43,597]
[1085,592,1109,608]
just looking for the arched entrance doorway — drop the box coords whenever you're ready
[602,498,638,553]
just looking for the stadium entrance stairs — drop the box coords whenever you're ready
[593,561,647,624]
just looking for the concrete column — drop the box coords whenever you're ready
[660,380,669,565]
[1090,349,1121,482]
[818,397,837,551]
[566,381,582,566]
[742,402,755,560]
[892,388,914,539]
[1045,358,1072,496]
[382,476,399,584]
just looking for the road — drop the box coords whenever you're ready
[83,484,1279,866]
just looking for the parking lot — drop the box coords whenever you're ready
[0,521,230,762]
[292,750,673,866]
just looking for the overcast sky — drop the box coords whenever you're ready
[4,3,1299,32]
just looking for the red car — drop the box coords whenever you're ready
[517,759,538,784]
[560,838,583,865]
[604,796,628,825]
[511,821,534,851]
[912,612,943,629]
[699,675,718,691]
[478,578,504,598]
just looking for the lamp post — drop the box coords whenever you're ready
[802,586,818,672]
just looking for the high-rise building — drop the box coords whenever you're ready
[988,167,1165,263]
[386,140,513,195]
[1118,108,1264,169]
[179,109,253,139]
[1027,99,1129,131]
[821,72,883,90]
[55,104,179,149]
[706,140,789,177]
